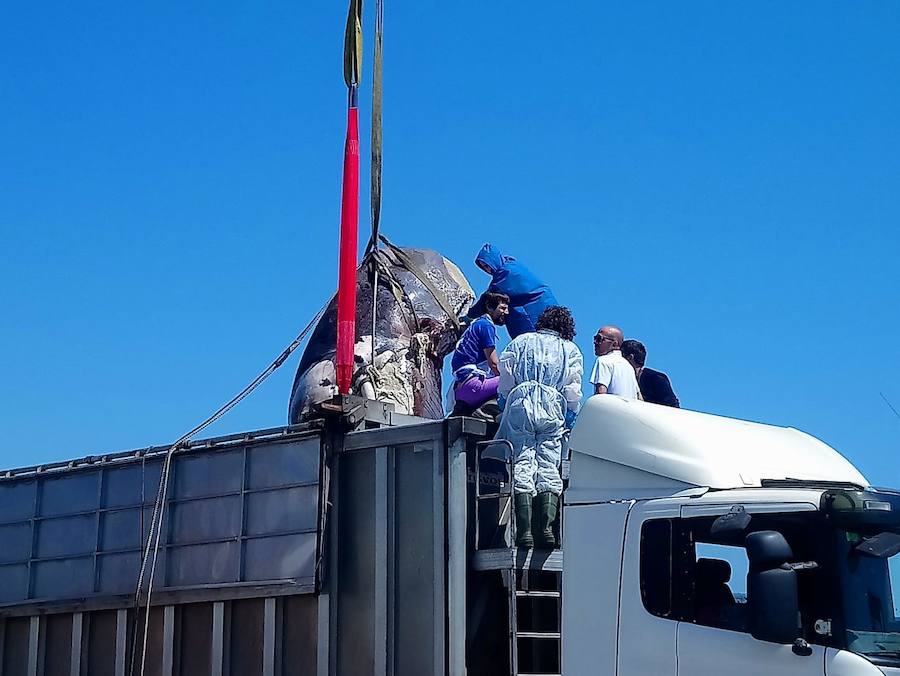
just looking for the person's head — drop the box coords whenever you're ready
[475,243,505,275]
[621,339,646,373]
[483,292,510,325]
[535,306,576,341]
[593,325,624,356]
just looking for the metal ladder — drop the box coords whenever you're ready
[474,439,516,549]
[504,567,562,676]
[474,439,564,675]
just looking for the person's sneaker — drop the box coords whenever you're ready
[471,398,501,423]
[450,401,472,417]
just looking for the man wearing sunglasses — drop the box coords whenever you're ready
[590,325,641,399]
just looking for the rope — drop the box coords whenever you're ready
[881,392,900,421]
[129,302,327,676]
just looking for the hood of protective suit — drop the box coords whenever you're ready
[475,243,513,274]
[469,243,558,340]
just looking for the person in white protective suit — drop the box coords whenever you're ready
[496,306,583,548]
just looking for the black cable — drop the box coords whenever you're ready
[129,302,327,676]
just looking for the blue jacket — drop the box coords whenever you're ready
[468,244,558,339]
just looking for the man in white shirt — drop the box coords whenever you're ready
[590,325,641,399]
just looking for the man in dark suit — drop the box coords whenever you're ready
[621,340,680,408]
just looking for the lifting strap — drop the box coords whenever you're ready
[366,247,421,331]
[379,236,462,330]
[367,0,385,365]
[370,0,384,248]
[343,0,363,89]
[359,4,461,350]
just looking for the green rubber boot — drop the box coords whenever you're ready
[514,492,534,548]
[535,492,559,549]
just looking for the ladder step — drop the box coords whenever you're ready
[515,590,560,598]
[516,631,561,640]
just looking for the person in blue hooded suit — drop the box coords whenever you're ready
[467,244,558,339]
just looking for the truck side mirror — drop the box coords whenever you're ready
[746,531,801,645]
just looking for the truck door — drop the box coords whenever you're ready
[677,622,824,675]
[670,505,826,676]
[616,501,681,676]
[562,500,634,676]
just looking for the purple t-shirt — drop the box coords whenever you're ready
[451,316,497,372]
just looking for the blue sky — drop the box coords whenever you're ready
[1,2,898,484]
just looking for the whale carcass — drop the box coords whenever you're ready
[289,243,474,422]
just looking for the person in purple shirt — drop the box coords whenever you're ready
[451,292,509,410]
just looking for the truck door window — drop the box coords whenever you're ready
[641,517,748,630]
[640,512,819,636]
[695,543,748,601]
[641,518,673,617]
[693,542,748,631]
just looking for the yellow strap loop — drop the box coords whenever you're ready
[343,0,363,88]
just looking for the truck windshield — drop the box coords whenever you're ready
[823,489,900,663]
[840,533,900,659]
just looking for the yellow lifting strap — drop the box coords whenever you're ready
[343,0,363,88]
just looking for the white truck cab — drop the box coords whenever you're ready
[563,396,900,675]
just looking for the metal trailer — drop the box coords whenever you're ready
[0,397,562,676]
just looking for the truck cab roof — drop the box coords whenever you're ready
[566,396,867,503]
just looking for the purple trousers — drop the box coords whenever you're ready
[454,375,500,408]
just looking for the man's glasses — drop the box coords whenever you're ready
[594,335,613,343]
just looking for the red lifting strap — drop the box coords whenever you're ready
[336,100,360,395]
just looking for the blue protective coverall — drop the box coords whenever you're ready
[468,244,558,340]
[496,329,583,496]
